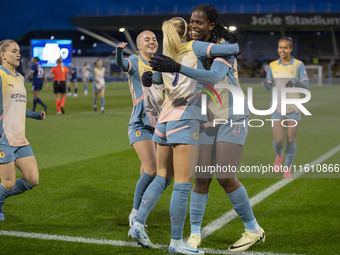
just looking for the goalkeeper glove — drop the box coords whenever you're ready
[141,71,153,87]
[150,54,181,72]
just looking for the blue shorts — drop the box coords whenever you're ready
[271,109,301,121]
[128,122,154,145]
[93,84,105,94]
[153,119,200,145]
[32,80,43,91]
[0,144,34,164]
[200,118,248,146]
[69,78,77,83]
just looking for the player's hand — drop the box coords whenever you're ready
[150,54,181,72]
[117,42,128,49]
[41,111,46,120]
[141,71,153,87]
[46,83,50,89]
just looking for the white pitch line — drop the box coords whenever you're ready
[201,144,340,239]
[0,230,303,255]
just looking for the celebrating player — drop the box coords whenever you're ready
[263,37,309,178]
[115,30,163,227]
[129,17,239,254]
[149,4,266,252]
[25,57,49,113]
[0,39,45,221]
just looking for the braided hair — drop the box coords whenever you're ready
[193,4,239,44]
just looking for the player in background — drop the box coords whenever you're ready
[262,37,309,178]
[129,17,239,254]
[114,30,163,228]
[0,39,45,222]
[25,57,49,113]
[51,57,69,114]
[149,4,265,252]
[81,61,91,96]
[67,62,78,97]
[93,59,105,113]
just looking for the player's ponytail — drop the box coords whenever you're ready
[162,17,188,60]
[0,39,16,65]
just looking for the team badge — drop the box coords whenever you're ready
[136,130,141,137]
[290,71,295,75]
[0,151,5,158]
[193,132,199,140]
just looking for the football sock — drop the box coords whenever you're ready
[68,87,71,93]
[100,97,105,109]
[285,142,297,168]
[170,182,192,240]
[75,88,78,94]
[33,98,38,111]
[135,175,171,225]
[273,140,283,157]
[60,97,66,107]
[56,99,61,112]
[84,84,88,91]
[36,97,45,107]
[227,185,259,232]
[93,98,97,107]
[0,184,11,208]
[9,178,33,196]
[133,173,154,210]
[190,191,209,234]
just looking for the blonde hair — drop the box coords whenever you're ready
[0,39,17,65]
[162,17,188,60]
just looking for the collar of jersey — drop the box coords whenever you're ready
[0,65,19,77]
[278,57,295,66]
[138,55,150,66]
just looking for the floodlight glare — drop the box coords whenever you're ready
[229,26,237,31]
[119,28,125,32]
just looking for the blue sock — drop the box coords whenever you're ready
[190,191,209,234]
[284,142,297,168]
[133,173,154,210]
[9,178,33,196]
[36,97,45,108]
[100,97,105,109]
[135,175,171,225]
[228,185,259,231]
[33,98,38,111]
[273,140,283,157]
[93,98,97,107]
[170,182,192,240]
[84,84,88,91]
[0,184,11,208]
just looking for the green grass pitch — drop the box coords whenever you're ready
[0,82,339,254]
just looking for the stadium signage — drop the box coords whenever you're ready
[251,14,340,26]
[201,85,311,120]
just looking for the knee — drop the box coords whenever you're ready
[26,176,39,187]
[193,178,211,193]
[287,137,296,144]
[217,178,234,189]
[2,182,15,191]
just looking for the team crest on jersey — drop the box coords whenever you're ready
[193,132,199,140]
[290,71,295,75]
[0,151,5,158]
[136,130,141,137]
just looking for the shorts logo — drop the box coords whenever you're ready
[142,113,145,118]
[135,130,141,137]
[0,151,5,158]
[193,132,199,140]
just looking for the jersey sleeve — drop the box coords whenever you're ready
[192,41,239,58]
[180,57,231,85]
[294,63,309,89]
[262,65,274,90]
[115,44,137,75]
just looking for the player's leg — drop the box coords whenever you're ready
[272,117,285,172]
[32,90,39,111]
[34,84,47,111]
[188,144,213,248]
[83,79,88,96]
[73,81,78,97]
[55,91,61,115]
[100,88,105,113]
[129,139,157,226]
[169,143,204,254]
[129,143,173,248]
[283,120,299,177]
[93,88,98,112]
[0,161,16,221]
[66,80,72,96]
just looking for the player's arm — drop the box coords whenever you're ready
[287,63,309,89]
[261,66,274,90]
[25,71,34,81]
[115,42,136,74]
[180,58,231,85]
[193,41,239,58]
[43,73,50,88]
[26,109,45,120]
